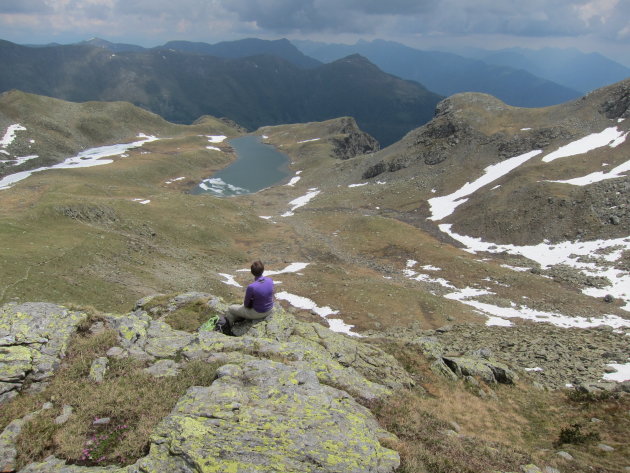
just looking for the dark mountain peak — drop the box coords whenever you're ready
[160,38,321,68]
[82,37,112,48]
[331,54,379,70]
[78,38,145,53]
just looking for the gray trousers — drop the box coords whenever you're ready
[227,304,273,325]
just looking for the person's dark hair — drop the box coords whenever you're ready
[251,260,264,277]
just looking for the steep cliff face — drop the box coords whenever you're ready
[327,117,380,160]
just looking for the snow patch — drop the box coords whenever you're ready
[218,273,241,288]
[297,138,320,143]
[501,264,531,272]
[548,157,630,186]
[275,291,360,337]
[286,173,301,187]
[165,177,186,184]
[348,182,368,188]
[444,286,630,329]
[11,155,39,166]
[1,124,26,148]
[542,126,628,163]
[428,150,542,221]
[602,362,630,382]
[0,134,158,190]
[206,146,221,151]
[439,224,630,311]
[207,135,226,143]
[281,188,320,217]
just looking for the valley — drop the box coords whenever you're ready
[1,80,629,472]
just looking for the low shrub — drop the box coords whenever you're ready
[555,423,600,447]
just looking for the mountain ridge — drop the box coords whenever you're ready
[293,39,585,107]
[0,39,441,146]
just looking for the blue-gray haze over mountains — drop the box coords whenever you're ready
[293,39,620,107]
[3,36,629,147]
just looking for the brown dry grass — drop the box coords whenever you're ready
[372,338,630,473]
[1,323,219,469]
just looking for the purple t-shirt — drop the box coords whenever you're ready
[244,276,274,313]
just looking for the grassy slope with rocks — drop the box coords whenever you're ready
[0,91,628,472]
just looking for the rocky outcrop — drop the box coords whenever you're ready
[328,117,380,160]
[413,336,518,385]
[2,294,410,472]
[598,80,630,119]
[0,303,87,403]
[137,360,400,473]
[372,323,629,391]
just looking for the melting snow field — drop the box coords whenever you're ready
[402,259,630,331]
[428,150,542,221]
[281,188,320,217]
[198,177,249,196]
[439,224,630,311]
[1,124,26,148]
[542,126,628,162]
[549,157,630,186]
[0,134,158,190]
[425,125,630,316]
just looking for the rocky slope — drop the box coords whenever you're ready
[0,295,409,472]
[353,78,630,245]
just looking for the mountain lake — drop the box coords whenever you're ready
[191,135,292,197]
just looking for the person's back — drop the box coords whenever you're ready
[246,275,274,313]
[226,260,275,330]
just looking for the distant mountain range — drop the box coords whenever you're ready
[0,39,440,146]
[293,39,587,108]
[4,36,628,147]
[454,46,630,94]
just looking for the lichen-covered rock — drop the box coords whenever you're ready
[9,295,411,473]
[138,359,400,473]
[143,359,181,378]
[89,357,108,383]
[183,309,413,402]
[1,407,48,472]
[248,310,414,392]
[0,302,87,402]
[19,455,122,472]
[443,356,518,384]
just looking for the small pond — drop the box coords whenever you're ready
[190,136,291,196]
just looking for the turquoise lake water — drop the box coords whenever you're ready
[191,136,291,196]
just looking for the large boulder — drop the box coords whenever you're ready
[0,302,87,403]
[136,360,400,473]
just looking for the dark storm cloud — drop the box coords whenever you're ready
[219,0,434,33]
[217,0,629,41]
[114,0,214,18]
[0,0,52,14]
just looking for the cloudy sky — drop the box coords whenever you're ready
[1,0,629,65]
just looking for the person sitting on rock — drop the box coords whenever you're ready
[226,260,275,330]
